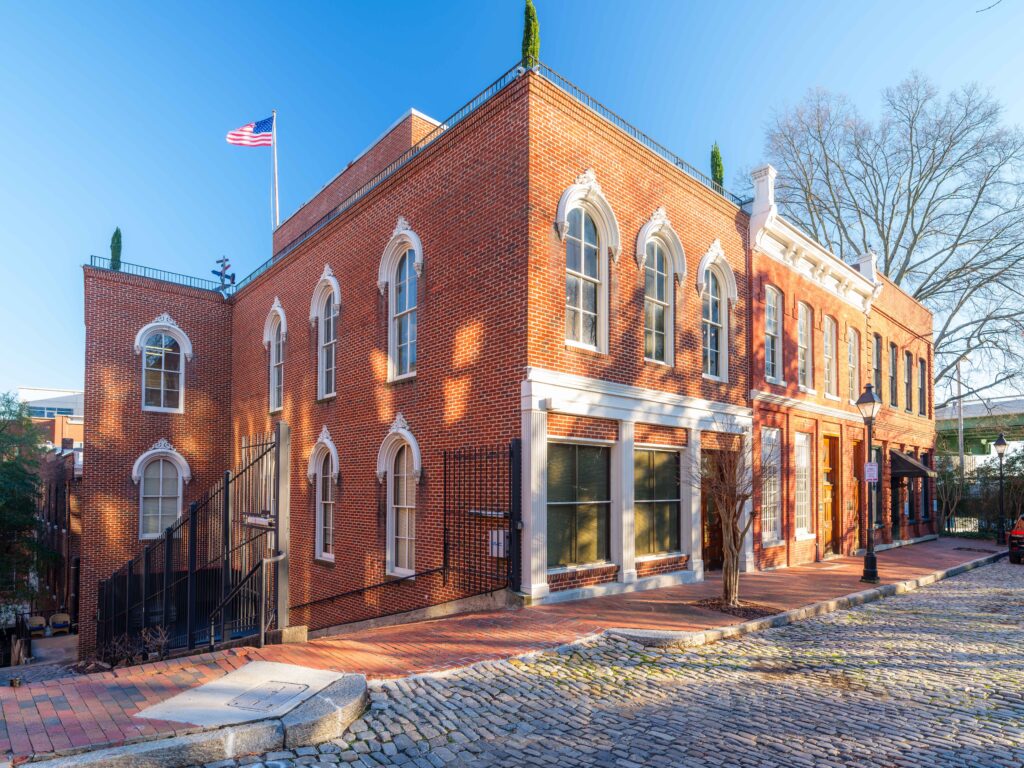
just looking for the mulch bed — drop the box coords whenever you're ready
[690,597,779,620]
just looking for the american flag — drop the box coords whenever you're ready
[226,116,274,147]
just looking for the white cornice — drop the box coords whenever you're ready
[751,389,862,424]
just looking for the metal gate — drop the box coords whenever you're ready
[96,422,290,659]
[443,439,522,593]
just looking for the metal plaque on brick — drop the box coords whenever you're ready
[226,681,309,712]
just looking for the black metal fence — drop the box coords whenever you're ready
[943,512,1012,539]
[96,425,288,660]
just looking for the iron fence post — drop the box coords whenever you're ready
[221,470,231,643]
[186,501,198,650]
[443,449,449,586]
[162,526,172,630]
[273,421,290,631]
[258,561,266,649]
[509,438,523,592]
[142,544,151,631]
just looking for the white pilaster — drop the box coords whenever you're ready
[520,404,550,600]
[616,420,636,583]
[740,429,757,573]
[683,428,703,579]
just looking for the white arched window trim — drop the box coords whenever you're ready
[696,239,738,306]
[132,439,190,540]
[131,438,192,485]
[555,169,621,262]
[376,413,421,577]
[133,313,194,361]
[375,413,422,483]
[637,208,685,367]
[377,217,423,295]
[306,425,340,483]
[310,265,340,399]
[308,426,339,562]
[263,296,288,348]
[309,264,340,326]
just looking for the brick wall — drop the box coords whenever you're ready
[79,268,232,656]
[547,564,619,591]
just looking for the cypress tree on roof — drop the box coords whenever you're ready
[110,227,122,271]
[711,143,724,191]
[522,0,540,68]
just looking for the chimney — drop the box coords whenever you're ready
[751,164,777,219]
[856,250,879,282]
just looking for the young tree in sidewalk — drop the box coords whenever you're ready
[689,433,761,607]
[0,392,51,611]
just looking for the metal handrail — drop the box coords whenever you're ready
[88,255,225,293]
[208,550,286,649]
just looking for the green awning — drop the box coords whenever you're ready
[890,449,937,479]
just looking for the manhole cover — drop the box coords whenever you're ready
[227,681,309,712]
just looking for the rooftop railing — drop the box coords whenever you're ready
[88,254,224,293]
[87,60,751,296]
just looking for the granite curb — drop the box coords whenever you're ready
[606,550,1006,648]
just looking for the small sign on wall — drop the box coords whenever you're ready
[489,529,509,559]
[864,461,879,483]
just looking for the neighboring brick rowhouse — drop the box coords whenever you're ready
[80,67,936,654]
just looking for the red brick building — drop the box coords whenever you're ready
[79,65,935,656]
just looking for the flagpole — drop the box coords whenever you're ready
[272,109,280,228]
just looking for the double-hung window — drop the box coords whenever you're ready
[904,351,914,412]
[140,458,180,539]
[823,316,837,396]
[797,303,813,389]
[765,287,782,382]
[643,241,669,363]
[565,208,600,348]
[873,334,883,394]
[318,294,337,398]
[847,329,860,400]
[391,444,416,574]
[918,358,927,415]
[269,317,284,412]
[889,343,899,407]
[634,449,680,556]
[794,432,812,534]
[143,333,182,411]
[315,453,334,560]
[393,249,417,377]
[760,428,782,543]
[547,443,610,567]
[702,268,724,378]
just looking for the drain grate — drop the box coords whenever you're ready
[226,681,309,712]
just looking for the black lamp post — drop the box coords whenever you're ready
[995,433,1008,545]
[856,383,883,584]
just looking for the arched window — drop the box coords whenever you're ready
[134,313,192,414]
[263,297,287,413]
[392,445,416,575]
[376,413,422,577]
[702,267,724,378]
[307,425,339,562]
[765,286,782,382]
[132,439,190,540]
[556,170,620,354]
[316,452,334,561]
[566,207,601,348]
[797,303,813,389]
[643,241,669,363]
[393,249,417,378]
[310,265,340,400]
[847,328,861,400]
[823,316,837,397]
[319,293,337,398]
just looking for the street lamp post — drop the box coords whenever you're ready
[856,383,883,584]
[995,433,1008,545]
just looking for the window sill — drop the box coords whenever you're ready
[315,554,335,565]
[761,538,786,549]
[547,561,614,575]
[635,551,684,563]
[388,372,417,384]
[385,570,415,581]
[644,357,672,367]
[142,406,183,415]
[316,393,337,404]
[765,377,787,387]
[824,393,841,402]
[269,407,283,416]
[565,340,606,356]
[702,373,728,384]
[797,385,817,395]
[794,531,816,542]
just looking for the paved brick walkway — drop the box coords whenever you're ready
[0,537,1000,763]
[245,558,1024,768]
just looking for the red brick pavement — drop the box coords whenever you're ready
[0,538,999,763]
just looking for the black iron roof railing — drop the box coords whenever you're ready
[86,60,750,295]
[88,254,224,293]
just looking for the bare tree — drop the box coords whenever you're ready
[690,434,762,607]
[934,455,966,531]
[765,74,1024,406]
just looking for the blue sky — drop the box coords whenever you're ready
[2,0,1023,393]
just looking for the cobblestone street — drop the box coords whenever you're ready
[240,561,1024,768]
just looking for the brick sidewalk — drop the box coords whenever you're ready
[0,537,1000,763]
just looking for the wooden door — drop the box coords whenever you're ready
[852,441,863,549]
[821,436,839,555]
[701,453,723,571]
